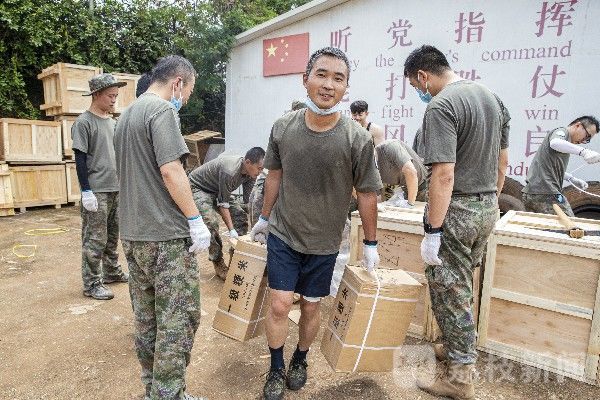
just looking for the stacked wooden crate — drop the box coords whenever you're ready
[0,63,140,215]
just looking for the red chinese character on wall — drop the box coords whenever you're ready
[455,12,485,44]
[530,65,565,98]
[330,26,351,52]
[387,19,413,49]
[385,125,405,141]
[535,1,578,37]
[526,126,548,156]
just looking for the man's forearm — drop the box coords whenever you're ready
[261,169,282,218]
[218,207,234,230]
[161,161,199,218]
[402,165,419,204]
[427,163,455,228]
[496,148,509,196]
[357,191,378,240]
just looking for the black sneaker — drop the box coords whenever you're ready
[286,356,308,391]
[263,367,286,400]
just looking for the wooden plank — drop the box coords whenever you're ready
[65,162,80,202]
[477,235,497,346]
[111,72,140,113]
[585,275,600,382]
[485,298,590,366]
[0,163,14,210]
[493,245,600,310]
[491,288,593,320]
[54,115,77,158]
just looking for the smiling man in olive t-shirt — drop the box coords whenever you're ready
[249,47,382,400]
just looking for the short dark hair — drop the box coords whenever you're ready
[305,47,351,83]
[245,147,265,163]
[150,55,196,85]
[136,72,152,97]
[404,45,451,78]
[569,115,599,133]
[350,100,368,114]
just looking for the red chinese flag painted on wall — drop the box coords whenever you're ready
[263,33,309,77]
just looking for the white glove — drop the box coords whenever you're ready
[387,188,405,203]
[377,203,387,213]
[568,176,588,190]
[581,149,600,164]
[362,244,380,272]
[188,217,211,253]
[421,233,443,266]
[228,229,239,238]
[250,215,269,242]
[391,198,414,208]
[81,190,98,212]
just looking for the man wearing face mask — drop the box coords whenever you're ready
[522,116,599,216]
[73,73,129,301]
[114,55,211,400]
[404,45,510,400]
[250,47,382,400]
[188,147,265,280]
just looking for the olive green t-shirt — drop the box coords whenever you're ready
[264,110,382,255]
[114,93,190,241]
[411,128,425,161]
[375,140,427,187]
[523,127,571,195]
[422,80,510,194]
[188,155,255,205]
[71,111,119,192]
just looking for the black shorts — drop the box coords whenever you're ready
[266,233,338,298]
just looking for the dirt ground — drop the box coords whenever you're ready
[0,206,598,400]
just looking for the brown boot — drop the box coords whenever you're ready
[417,361,475,400]
[213,258,228,281]
[433,343,447,361]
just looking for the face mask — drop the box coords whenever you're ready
[170,82,183,111]
[304,95,342,115]
[416,79,433,104]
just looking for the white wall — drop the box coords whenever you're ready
[226,0,600,183]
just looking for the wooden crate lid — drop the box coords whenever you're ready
[495,210,600,247]
[343,265,422,300]
[351,201,425,225]
[184,130,222,143]
[0,118,61,127]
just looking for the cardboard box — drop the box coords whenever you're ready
[321,265,422,372]
[212,235,269,341]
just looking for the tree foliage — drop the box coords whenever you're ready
[0,0,310,132]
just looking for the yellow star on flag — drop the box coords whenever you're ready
[266,43,277,57]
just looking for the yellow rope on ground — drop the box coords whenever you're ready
[24,226,70,236]
[12,244,37,258]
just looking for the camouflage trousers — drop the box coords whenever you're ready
[248,172,266,227]
[80,191,122,290]
[122,238,200,400]
[425,193,498,365]
[192,189,248,262]
[522,193,574,217]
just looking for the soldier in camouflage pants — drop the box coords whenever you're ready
[193,190,248,264]
[123,238,200,400]
[522,193,574,216]
[426,194,497,364]
[81,192,126,291]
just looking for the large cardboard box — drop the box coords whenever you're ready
[478,210,600,386]
[212,236,269,341]
[321,265,422,372]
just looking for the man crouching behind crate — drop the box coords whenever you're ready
[188,148,265,280]
[249,47,383,400]
[404,45,511,400]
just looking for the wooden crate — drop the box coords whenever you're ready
[478,210,600,385]
[349,204,482,342]
[0,118,62,163]
[9,164,67,210]
[54,115,77,159]
[65,162,80,203]
[0,163,15,216]
[111,72,140,114]
[37,63,102,116]
[184,131,225,170]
